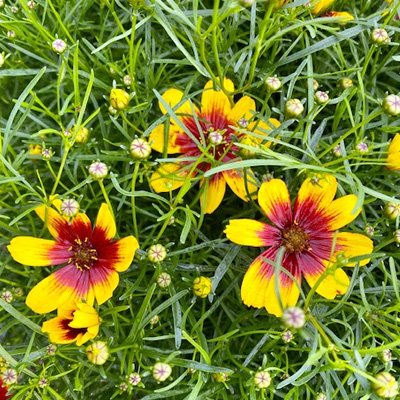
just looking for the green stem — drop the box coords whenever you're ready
[131,161,140,241]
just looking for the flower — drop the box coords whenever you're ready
[149,78,280,214]
[8,201,139,313]
[224,174,373,317]
[0,377,10,400]
[321,11,354,21]
[29,144,42,156]
[387,134,400,170]
[110,89,130,110]
[372,372,399,398]
[86,341,109,365]
[310,0,335,14]
[42,301,101,346]
[153,362,172,382]
[193,276,212,298]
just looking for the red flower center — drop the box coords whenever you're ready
[69,238,98,270]
[281,224,310,253]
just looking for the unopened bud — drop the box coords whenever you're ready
[108,105,117,115]
[41,148,53,160]
[381,349,392,363]
[130,138,152,160]
[193,276,212,298]
[285,99,304,118]
[265,76,282,93]
[7,30,15,38]
[239,0,255,6]
[128,372,141,386]
[239,135,259,158]
[148,244,167,263]
[157,272,171,288]
[150,315,160,325]
[372,372,399,398]
[371,28,390,45]
[384,202,400,220]
[89,161,108,180]
[253,370,271,389]
[72,125,89,144]
[1,290,13,303]
[152,362,172,382]
[212,372,229,383]
[383,94,400,116]
[315,393,327,400]
[86,341,109,365]
[356,142,369,154]
[52,39,67,54]
[282,307,306,329]
[110,88,130,110]
[0,53,4,68]
[60,199,80,218]
[281,330,294,343]
[338,78,354,90]
[315,91,329,105]
[27,0,36,9]
[1,368,18,385]
[123,75,132,86]
[332,144,342,157]
[364,225,375,237]
[208,130,224,145]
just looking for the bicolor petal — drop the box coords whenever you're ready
[200,174,226,214]
[258,179,292,228]
[92,203,116,246]
[325,195,361,231]
[201,78,234,118]
[229,96,256,123]
[222,168,258,202]
[224,219,280,247]
[335,232,373,266]
[91,268,119,305]
[311,0,335,14]
[149,124,183,154]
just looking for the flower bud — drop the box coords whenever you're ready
[150,315,160,325]
[0,53,4,68]
[238,117,249,128]
[60,199,80,218]
[27,1,36,9]
[212,372,229,383]
[38,377,48,388]
[52,39,67,54]
[29,144,42,156]
[1,368,17,385]
[110,88,130,110]
[73,125,89,144]
[89,161,108,180]
[157,272,171,288]
[130,138,152,160]
[148,244,167,263]
[371,28,390,45]
[364,225,375,237]
[384,202,400,220]
[128,372,141,386]
[239,0,255,6]
[193,276,212,298]
[285,99,304,118]
[355,142,368,154]
[152,362,172,382]
[313,79,319,91]
[86,341,109,365]
[10,5,17,12]
[41,148,53,160]
[282,306,306,329]
[381,349,392,363]
[46,343,57,355]
[253,370,271,389]
[383,94,400,116]
[315,393,327,400]
[239,135,259,158]
[119,382,128,391]
[332,144,342,157]
[108,105,117,115]
[1,290,13,303]
[7,31,15,38]
[372,372,399,398]
[123,75,132,86]
[338,78,353,90]
[315,91,329,105]
[208,130,224,145]
[265,76,282,93]
[281,330,294,343]
[0,0,4,8]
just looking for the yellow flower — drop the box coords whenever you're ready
[110,88,130,110]
[310,0,335,14]
[71,125,89,144]
[42,301,102,346]
[193,276,212,298]
[321,11,354,22]
[387,134,400,170]
[29,144,42,156]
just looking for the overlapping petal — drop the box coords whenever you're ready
[325,195,361,231]
[200,174,226,214]
[335,232,374,266]
[149,124,184,154]
[229,96,256,123]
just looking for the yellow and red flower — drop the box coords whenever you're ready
[310,0,335,14]
[225,175,373,317]
[321,11,354,21]
[8,202,139,314]
[149,78,280,214]
[0,377,10,400]
[387,134,400,170]
[42,301,101,346]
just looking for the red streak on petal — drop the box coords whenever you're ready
[59,318,86,341]
[48,243,73,264]
[0,378,10,400]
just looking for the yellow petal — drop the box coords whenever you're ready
[304,266,350,299]
[149,124,183,154]
[92,269,119,305]
[76,324,100,346]
[335,232,373,266]
[229,96,256,123]
[94,203,116,242]
[42,316,77,344]
[150,162,187,193]
[311,0,335,14]
[201,78,234,118]
[69,302,101,329]
[7,237,69,266]
[159,88,198,117]
[325,195,361,231]
[200,174,226,214]
[222,168,258,202]
[258,179,292,228]
[387,134,400,171]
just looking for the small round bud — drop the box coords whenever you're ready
[108,105,118,115]
[239,0,255,7]
[285,99,304,118]
[10,5,17,12]
[394,230,400,244]
[123,75,132,86]
[383,94,400,116]
[371,28,390,45]
[63,129,71,137]
[152,362,172,382]
[72,125,89,144]
[38,377,48,388]
[1,290,13,303]
[281,330,294,343]
[52,39,67,54]
[265,76,282,93]
[7,30,15,38]
[1,368,17,385]
[208,130,224,145]
[0,0,4,8]
[27,1,36,9]
[372,372,399,398]
[212,372,229,383]
[384,202,400,220]
[253,370,271,389]
[282,307,306,329]
[86,341,109,365]
[130,138,152,160]
[168,216,175,225]
[150,315,160,325]
[381,349,392,363]
[119,382,128,392]
[239,135,259,158]
[128,372,141,386]
[46,343,57,355]
[313,79,319,91]
[356,142,369,154]
[0,53,4,68]
[157,272,171,288]
[148,244,167,263]
[110,88,130,110]
[315,91,329,105]
[60,199,80,218]
[89,161,108,180]
[338,78,354,90]
[13,287,23,297]
[193,276,212,298]
[41,148,53,160]
[364,225,375,237]
[332,144,342,157]
[315,393,327,400]
[109,67,115,75]
[238,117,249,128]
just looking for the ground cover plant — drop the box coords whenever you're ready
[0,0,400,398]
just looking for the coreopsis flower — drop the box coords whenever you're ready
[310,0,335,14]
[42,301,101,346]
[8,202,139,313]
[110,88,130,110]
[149,78,280,214]
[225,174,373,317]
[29,144,42,156]
[387,134,400,170]
[321,11,354,21]
[0,377,10,400]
